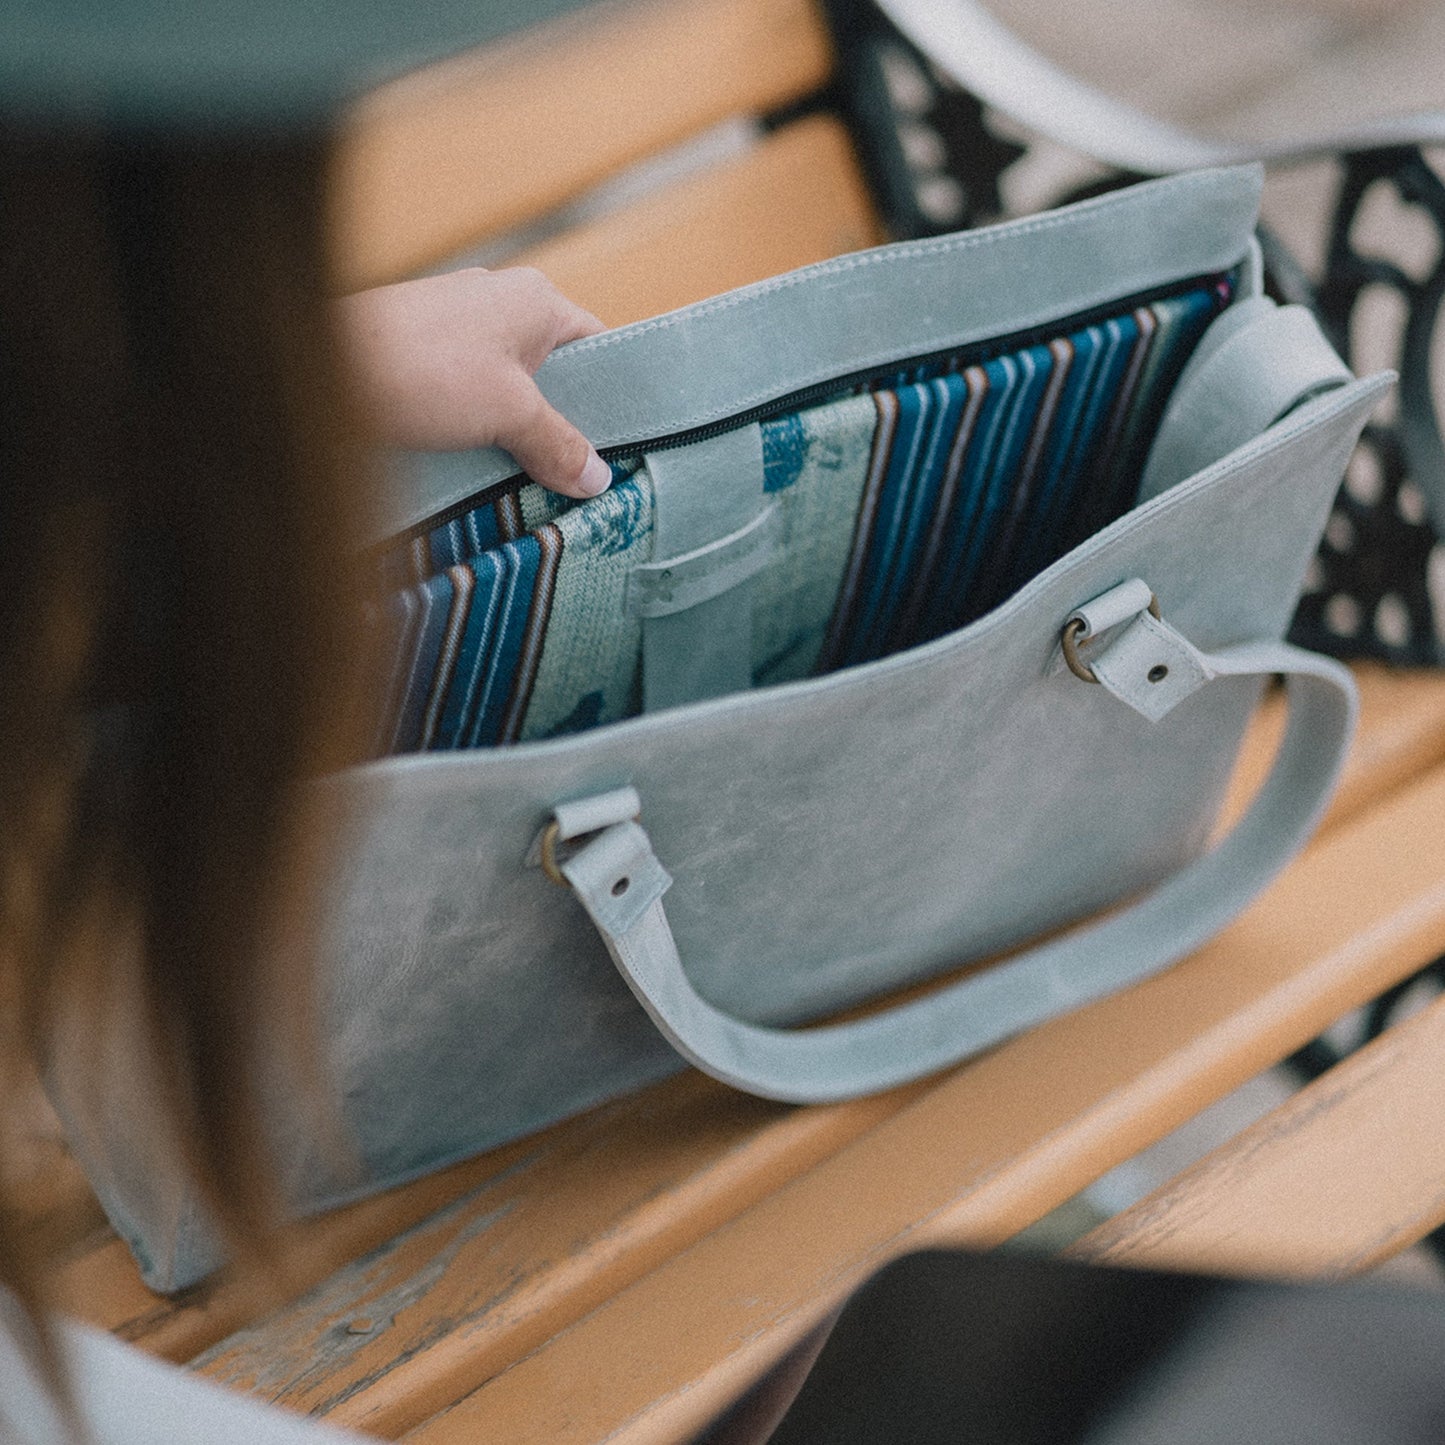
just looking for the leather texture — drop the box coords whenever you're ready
[875,0,1445,176]
[315,375,1383,1188]
[625,505,781,619]
[639,424,769,710]
[1067,576,1156,641]
[379,168,1264,542]
[49,167,1388,1289]
[1138,302,1353,504]
[556,632,1351,1101]
[1090,609,1217,722]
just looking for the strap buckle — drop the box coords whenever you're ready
[1061,590,1161,684]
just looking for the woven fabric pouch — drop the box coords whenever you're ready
[52,165,1390,1289]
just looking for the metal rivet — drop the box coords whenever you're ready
[1147,664,1169,683]
[611,876,631,897]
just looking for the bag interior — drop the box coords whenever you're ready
[369,273,1233,753]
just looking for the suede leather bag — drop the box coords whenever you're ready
[52,165,1388,1290]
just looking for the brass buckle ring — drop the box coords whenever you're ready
[539,821,569,888]
[539,810,641,888]
[1061,594,1160,684]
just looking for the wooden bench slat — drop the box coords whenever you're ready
[1326,664,1445,824]
[329,0,834,290]
[46,1129,561,1352]
[50,1072,925,1366]
[396,758,1445,1444]
[1068,989,1445,1281]
[185,1076,928,1435]
[511,113,882,327]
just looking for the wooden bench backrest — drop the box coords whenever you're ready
[329,0,883,323]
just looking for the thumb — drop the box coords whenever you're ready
[498,375,612,499]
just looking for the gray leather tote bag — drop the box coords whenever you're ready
[53,165,1389,1289]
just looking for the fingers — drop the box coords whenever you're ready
[336,265,613,495]
[549,299,601,343]
[486,266,605,363]
[496,373,613,499]
[551,295,606,347]
[481,269,610,496]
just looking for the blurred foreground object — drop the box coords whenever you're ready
[713,1249,1445,1445]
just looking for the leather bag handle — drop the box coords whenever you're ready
[544,612,1357,1103]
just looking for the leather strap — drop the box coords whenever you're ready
[875,0,1445,177]
[1138,301,1354,503]
[550,616,1356,1103]
[635,425,771,712]
[378,168,1263,543]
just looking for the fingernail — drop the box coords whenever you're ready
[578,451,612,497]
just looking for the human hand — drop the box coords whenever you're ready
[339,266,612,499]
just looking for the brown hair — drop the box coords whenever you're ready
[0,117,371,1322]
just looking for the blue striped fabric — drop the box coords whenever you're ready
[813,284,1226,670]
[376,469,581,594]
[373,526,558,752]
[370,463,639,753]
[373,277,1229,752]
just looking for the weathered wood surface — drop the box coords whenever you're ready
[47,1075,919,1360]
[1069,988,1445,1281]
[328,0,834,290]
[184,1079,932,1437]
